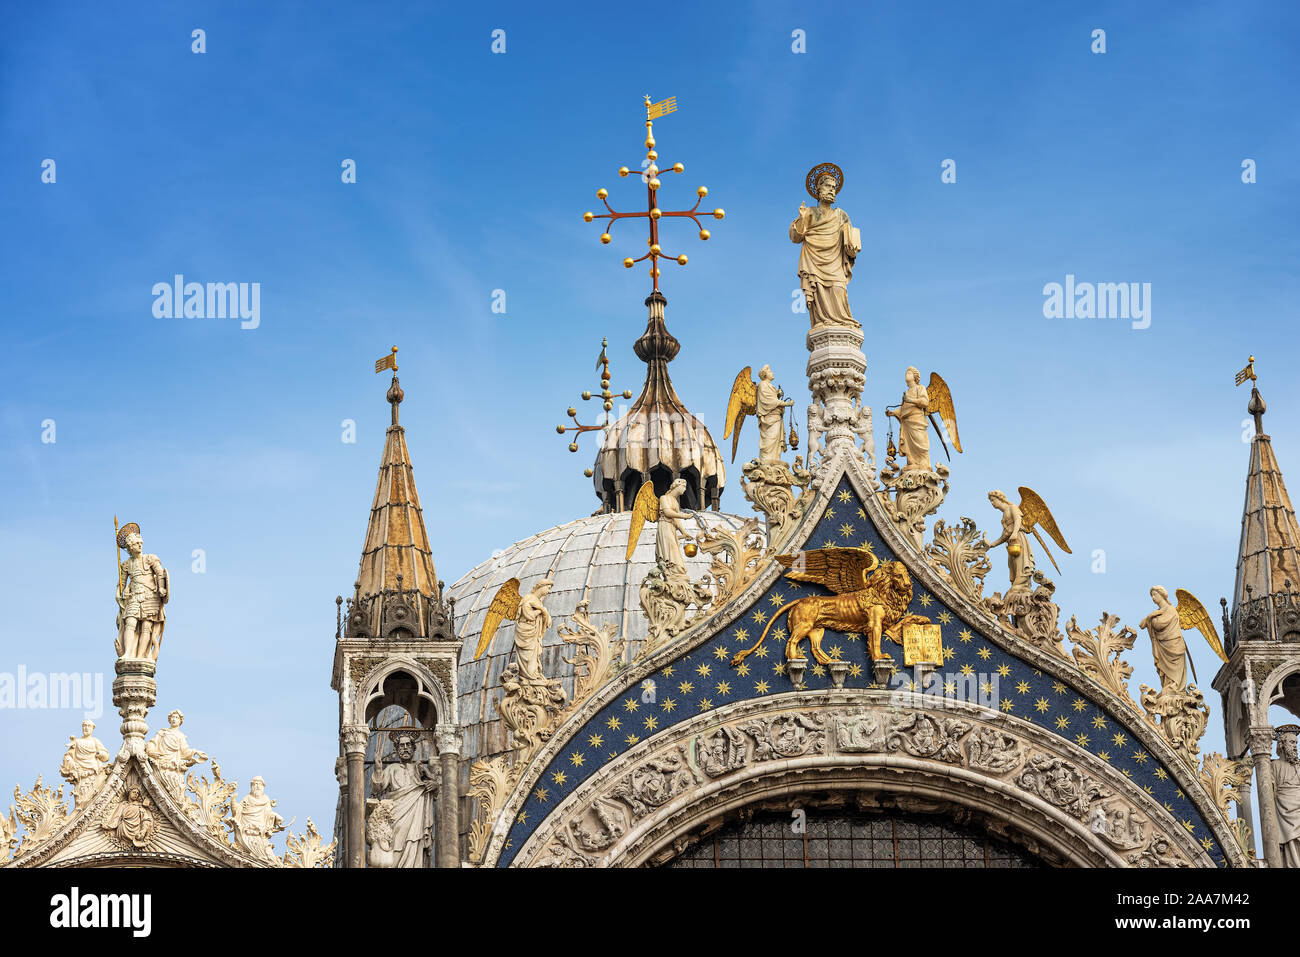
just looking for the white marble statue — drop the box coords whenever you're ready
[367,730,439,868]
[851,401,875,468]
[230,775,285,864]
[102,786,159,849]
[59,719,111,807]
[755,365,795,465]
[885,367,931,471]
[655,479,694,581]
[790,165,860,329]
[144,710,208,799]
[806,403,825,464]
[987,490,1034,595]
[115,522,169,661]
[1139,587,1188,693]
[1274,726,1300,868]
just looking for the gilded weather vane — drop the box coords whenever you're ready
[555,338,635,477]
[583,95,725,292]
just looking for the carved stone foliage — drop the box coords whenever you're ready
[468,756,512,864]
[926,517,991,605]
[0,808,16,862]
[985,571,1065,657]
[639,563,713,654]
[1066,613,1140,710]
[559,600,626,708]
[184,761,237,845]
[1139,683,1210,770]
[11,777,69,859]
[741,459,812,543]
[516,699,1212,869]
[692,515,766,610]
[498,662,568,756]
[1199,753,1250,817]
[283,818,337,868]
[877,463,949,552]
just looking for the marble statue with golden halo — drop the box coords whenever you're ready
[1274,726,1300,867]
[790,162,861,329]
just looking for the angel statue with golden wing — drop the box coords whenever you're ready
[1139,587,1228,693]
[626,479,696,579]
[987,487,1071,594]
[724,364,795,465]
[884,368,961,472]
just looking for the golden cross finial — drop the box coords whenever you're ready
[555,337,634,477]
[1235,355,1256,387]
[582,96,724,293]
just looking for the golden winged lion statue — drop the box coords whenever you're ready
[731,548,930,667]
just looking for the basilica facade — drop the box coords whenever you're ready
[5,111,1299,871]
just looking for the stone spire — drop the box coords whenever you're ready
[341,373,450,640]
[1229,380,1300,649]
[590,291,725,512]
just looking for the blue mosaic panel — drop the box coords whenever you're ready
[496,478,1226,867]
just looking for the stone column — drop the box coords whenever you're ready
[341,724,369,868]
[435,723,463,868]
[112,658,157,759]
[1249,727,1282,868]
[806,323,867,482]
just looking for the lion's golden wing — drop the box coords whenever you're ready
[926,372,962,453]
[723,367,757,463]
[1175,588,1227,664]
[1018,486,1071,554]
[776,547,880,594]
[475,578,522,659]
[626,482,659,560]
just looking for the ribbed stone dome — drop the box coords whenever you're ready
[450,509,761,767]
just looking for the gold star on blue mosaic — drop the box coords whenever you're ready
[662,697,676,712]
[837,490,852,503]
[678,680,693,694]
[1016,680,1030,694]
[977,647,991,660]
[848,663,863,678]
[697,698,712,711]
[997,664,1011,677]
[1072,697,1087,712]
[755,679,770,694]
[1034,697,1050,713]
[939,611,954,625]
[1075,733,1089,748]
[1000,698,1015,712]
[1052,681,1067,694]
[644,715,658,730]
[625,733,639,746]
[695,662,711,678]
[535,787,549,802]
[570,752,585,767]
[839,523,855,538]
[1113,732,1127,746]
[751,609,768,624]
[552,770,567,786]
[588,733,603,748]
[716,680,731,696]
[1054,715,1070,730]
[1091,715,1107,730]
[663,665,675,677]
[736,662,750,677]
[606,716,621,731]
[712,645,729,660]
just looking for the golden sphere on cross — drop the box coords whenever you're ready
[600,233,612,244]
[583,211,594,222]
[672,163,684,173]
[713,208,725,220]
[650,208,662,220]
[623,258,634,268]
[697,186,708,197]
[618,166,630,177]
[597,188,607,199]
[699,229,710,240]
[676,254,688,265]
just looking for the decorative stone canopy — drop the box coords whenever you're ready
[591,291,725,512]
[343,374,451,641]
[1228,383,1300,653]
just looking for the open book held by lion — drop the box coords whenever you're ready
[731,549,930,667]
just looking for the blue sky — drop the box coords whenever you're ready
[2,1,1298,852]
